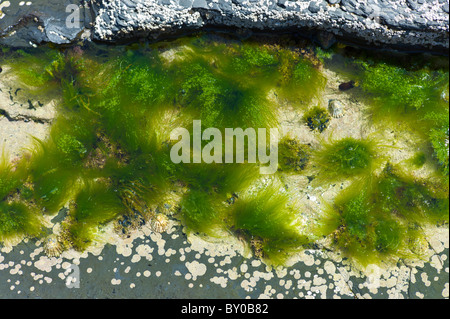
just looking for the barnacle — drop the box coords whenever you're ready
[150,213,169,233]
[43,234,64,257]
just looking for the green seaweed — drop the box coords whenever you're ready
[278,137,310,172]
[179,190,224,236]
[341,190,371,241]
[312,137,380,182]
[303,106,331,133]
[325,164,448,265]
[425,110,449,176]
[175,59,277,130]
[0,202,42,241]
[0,156,27,201]
[73,182,124,225]
[0,34,448,268]
[230,184,309,264]
[410,152,427,168]
[374,164,449,224]
[358,61,448,113]
[278,56,326,104]
[374,218,402,253]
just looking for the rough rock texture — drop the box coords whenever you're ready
[0,0,449,52]
[0,0,92,47]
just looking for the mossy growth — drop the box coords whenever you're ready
[0,157,43,241]
[4,47,86,100]
[325,182,405,265]
[5,48,55,88]
[315,46,335,64]
[425,109,449,177]
[179,190,225,237]
[278,137,310,172]
[181,35,326,108]
[323,164,448,265]
[0,34,447,268]
[174,58,277,130]
[357,61,448,114]
[29,138,84,214]
[303,106,331,133]
[410,152,427,168]
[73,182,124,225]
[277,55,326,104]
[312,137,381,182]
[0,202,43,242]
[0,156,28,201]
[373,164,449,225]
[230,44,279,76]
[229,183,309,265]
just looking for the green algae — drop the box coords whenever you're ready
[410,152,427,168]
[0,202,43,242]
[229,184,309,265]
[312,137,382,183]
[374,164,449,225]
[278,137,310,172]
[326,47,449,180]
[303,106,330,133]
[425,109,449,177]
[323,164,448,266]
[0,156,26,201]
[0,158,42,241]
[0,34,448,268]
[179,190,224,237]
[357,61,448,114]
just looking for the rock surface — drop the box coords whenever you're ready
[0,0,449,51]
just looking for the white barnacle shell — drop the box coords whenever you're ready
[150,214,169,233]
[43,234,63,258]
[328,99,345,118]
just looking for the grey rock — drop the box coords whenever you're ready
[359,4,373,17]
[316,31,337,49]
[277,0,288,9]
[192,0,209,10]
[407,0,421,11]
[341,0,357,9]
[121,0,137,9]
[308,1,321,13]
[179,0,193,8]
[0,0,88,47]
[0,0,448,53]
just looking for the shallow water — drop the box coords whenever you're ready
[0,32,448,298]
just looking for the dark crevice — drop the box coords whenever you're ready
[0,108,52,124]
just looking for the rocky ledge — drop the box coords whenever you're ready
[0,0,449,52]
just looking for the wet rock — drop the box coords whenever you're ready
[0,0,448,53]
[0,0,90,47]
[179,0,194,8]
[339,80,355,91]
[308,2,321,13]
[407,0,421,11]
[316,31,337,50]
[193,0,209,10]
